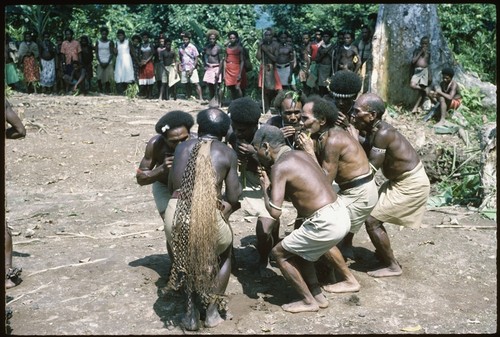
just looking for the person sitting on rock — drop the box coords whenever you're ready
[428,67,461,126]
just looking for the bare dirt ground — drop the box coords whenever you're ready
[4,91,497,334]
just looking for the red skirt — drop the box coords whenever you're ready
[258,64,282,90]
[224,62,247,88]
[139,60,155,84]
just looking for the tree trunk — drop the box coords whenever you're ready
[371,4,496,111]
[479,123,497,209]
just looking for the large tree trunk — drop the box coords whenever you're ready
[479,123,497,209]
[371,4,496,110]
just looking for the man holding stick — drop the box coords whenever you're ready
[256,28,281,114]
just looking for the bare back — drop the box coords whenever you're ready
[370,122,420,180]
[270,150,336,218]
[320,128,371,184]
[169,139,240,205]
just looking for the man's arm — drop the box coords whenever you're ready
[95,41,101,64]
[261,43,277,63]
[214,44,223,79]
[321,137,341,184]
[108,41,115,63]
[368,128,391,170]
[411,47,423,65]
[260,164,285,220]
[136,137,170,185]
[352,46,361,73]
[73,68,86,91]
[222,150,243,219]
[436,81,457,101]
[303,45,311,70]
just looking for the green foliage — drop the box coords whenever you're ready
[266,4,378,44]
[429,145,483,208]
[460,86,485,112]
[125,83,139,100]
[437,4,496,83]
[453,85,496,130]
[435,168,483,207]
[5,85,13,99]
[16,5,52,39]
[480,208,496,221]
[430,84,493,208]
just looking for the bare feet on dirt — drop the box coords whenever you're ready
[281,299,320,313]
[5,278,17,289]
[367,263,403,278]
[313,293,329,309]
[181,307,201,331]
[323,279,361,293]
[204,308,224,328]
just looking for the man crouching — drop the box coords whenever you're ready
[252,124,350,313]
[165,108,241,330]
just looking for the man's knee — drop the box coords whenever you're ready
[365,216,382,232]
[257,217,277,236]
[271,242,286,261]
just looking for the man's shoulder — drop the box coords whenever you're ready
[376,121,404,142]
[212,139,234,153]
[377,121,395,133]
[328,127,351,139]
[147,134,164,146]
[325,128,351,149]
[283,150,316,171]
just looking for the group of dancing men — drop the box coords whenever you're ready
[135,67,431,330]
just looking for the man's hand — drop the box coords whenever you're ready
[257,166,270,191]
[280,125,296,139]
[164,155,174,168]
[296,131,315,156]
[237,140,255,156]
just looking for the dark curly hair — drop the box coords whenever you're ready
[227,31,239,39]
[252,124,285,148]
[273,90,307,111]
[197,108,231,139]
[442,67,455,78]
[305,95,339,128]
[155,110,195,136]
[228,97,261,125]
[329,70,362,97]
